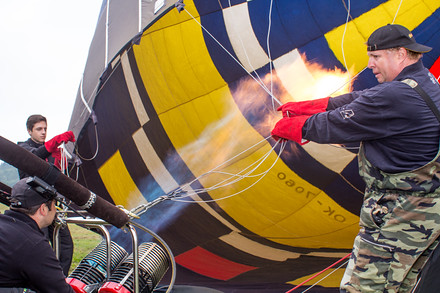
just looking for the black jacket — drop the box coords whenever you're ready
[17,139,52,179]
[0,210,73,292]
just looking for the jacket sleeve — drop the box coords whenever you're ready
[302,84,402,144]
[21,239,74,293]
[17,141,51,160]
[326,91,361,110]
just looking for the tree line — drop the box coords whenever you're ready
[0,161,19,187]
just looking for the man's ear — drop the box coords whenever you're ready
[38,203,48,217]
[398,47,408,60]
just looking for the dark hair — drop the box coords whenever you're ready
[406,48,422,60]
[10,199,54,216]
[387,47,422,61]
[26,115,47,131]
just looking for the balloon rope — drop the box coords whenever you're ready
[237,37,272,97]
[182,8,282,106]
[267,0,275,109]
[170,138,286,203]
[79,76,93,114]
[341,0,351,72]
[299,257,350,292]
[60,145,67,175]
[285,253,351,293]
[392,0,404,24]
[75,123,100,161]
[226,1,276,110]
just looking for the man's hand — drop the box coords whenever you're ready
[277,97,330,117]
[271,115,311,145]
[45,131,75,153]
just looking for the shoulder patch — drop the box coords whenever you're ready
[339,109,354,119]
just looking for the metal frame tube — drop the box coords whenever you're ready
[128,223,139,293]
[53,219,113,281]
[54,217,174,293]
[129,220,176,293]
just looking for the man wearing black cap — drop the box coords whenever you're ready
[0,179,74,293]
[272,24,440,292]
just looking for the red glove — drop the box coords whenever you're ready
[277,97,330,117]
[271,115,311,145]
[45,131,75,153]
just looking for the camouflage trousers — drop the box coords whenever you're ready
[340,188,440,292]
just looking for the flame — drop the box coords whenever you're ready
[231,59,356,133]
[311,68,353,99]
[276,55,355,103]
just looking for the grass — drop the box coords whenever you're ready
[0,204,102,275]
[68,224,103,274]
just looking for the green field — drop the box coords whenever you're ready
[0,204,102,274]
[68,223,103,274]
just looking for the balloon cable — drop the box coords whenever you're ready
[181,7,282,106]
[341,0,351,73]
[285,252,351,293]
[131,138,286,216]
[223,0,277,111]
[170,138,286,203]
[267,0,274,101]
[392,0,404,24]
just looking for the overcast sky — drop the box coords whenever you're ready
[0,1,102,145]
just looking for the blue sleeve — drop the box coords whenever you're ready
[302,83,406,144]
[326,92,358,110]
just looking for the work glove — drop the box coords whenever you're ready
[45,131,75,153]
[277,97,330,117]
[271,115,310,145]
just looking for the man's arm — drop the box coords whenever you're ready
[326,91,362,110]
[302,86,394,144]
[17,140,52,179]
[17,141,51,160]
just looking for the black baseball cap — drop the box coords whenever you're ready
[10,178,53,208]
[367,24,432,53]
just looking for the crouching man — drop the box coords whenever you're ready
[0,178,74,293]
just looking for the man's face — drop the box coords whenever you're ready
[28,121,47,144]
[367,48,403,83]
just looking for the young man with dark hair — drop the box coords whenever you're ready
[18,114,75,178]
[25,114,47,143]
[0,179,74,292]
